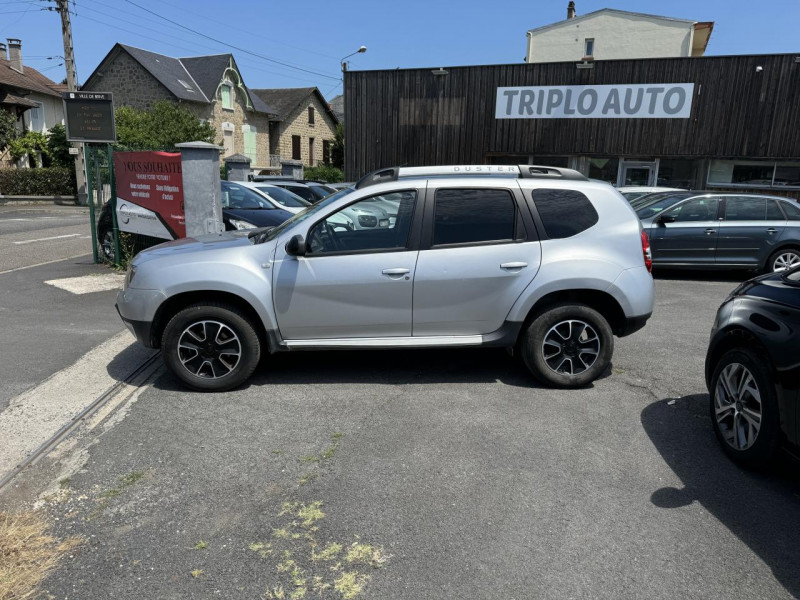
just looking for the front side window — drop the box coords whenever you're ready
[307,191,417,254]
[433,189,518,246]
[724,197,767,221]
[665,197,720,222]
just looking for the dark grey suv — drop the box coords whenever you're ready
[636,192,800,272]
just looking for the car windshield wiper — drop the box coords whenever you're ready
[247,226,274,244]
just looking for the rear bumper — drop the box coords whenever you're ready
[619,313,651,337]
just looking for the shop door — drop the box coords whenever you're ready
[620,162,656,186]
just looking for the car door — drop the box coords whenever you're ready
[272,189,421,340]
[649,196,721,265]
[716,196,786,267]
[412,182,541,336]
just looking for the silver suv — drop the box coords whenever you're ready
[117,165,655,392]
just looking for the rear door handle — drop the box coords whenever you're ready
[705,229,716,235]
[500,262,528,269]
[767,228,777,234]
[382,268,410,276]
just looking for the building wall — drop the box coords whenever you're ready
[527,13,693,63]
[271,93,337,166]
[84,50,174,110]
[21,92,64,134]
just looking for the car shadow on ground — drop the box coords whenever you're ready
[652,268,754,283]
[642,393,800,597]
[152,346,613,392]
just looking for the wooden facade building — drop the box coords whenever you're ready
[344,54,800,197]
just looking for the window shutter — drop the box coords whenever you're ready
[322,140,330,165]
[292,135,301,160]
[243,126,257,163]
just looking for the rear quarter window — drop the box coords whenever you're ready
[531,188,599,239]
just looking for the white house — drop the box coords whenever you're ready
[526,3,713,63]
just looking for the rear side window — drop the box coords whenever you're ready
[725,197,766,221]
[532,188,598,238]
[767,200,784,220]
[781,200,800,220]
[433,189,518,246]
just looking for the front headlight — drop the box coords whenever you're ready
[124,264,137,290]
[229,219,257,230]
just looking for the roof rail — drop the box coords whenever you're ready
[355,164,587,189]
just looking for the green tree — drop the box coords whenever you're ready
[46,123,73,168]
[0,109,19,156]
[304,164,344,183]
[330,123,344,170]
[114,101,216,150]
[8,130,49,167]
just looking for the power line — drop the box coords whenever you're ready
[121,0,340,81]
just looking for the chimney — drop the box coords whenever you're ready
[567,1,576,19]
[7,38,22,73]
[0,42,6,61]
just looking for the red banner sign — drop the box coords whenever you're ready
[113,151,185,240]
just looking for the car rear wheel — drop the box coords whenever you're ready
[520,303,613,388]
[99,228,115,263]
[767,247,800,273]
[709,348,779,467]
[162,303,261,392]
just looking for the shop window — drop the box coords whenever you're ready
[588,158,619,184]
[486,154,528,166]
[531,156,570,168]
[708,160,800,189]
[657,159,694,188]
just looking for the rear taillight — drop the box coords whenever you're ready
[641,229,652,273]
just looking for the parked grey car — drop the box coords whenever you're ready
[116,165,655,392]
[636,192,800,272]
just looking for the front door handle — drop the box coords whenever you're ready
[767,228,777,234]
[705,229,716,235]
[382,268,410,276]
[500,262,528,269]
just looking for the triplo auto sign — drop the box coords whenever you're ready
[496,83,694,119]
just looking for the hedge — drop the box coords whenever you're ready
[0,167,77,196]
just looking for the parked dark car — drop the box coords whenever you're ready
[636,192,800,272]
[97,181,292,261]
[705,265,800,466]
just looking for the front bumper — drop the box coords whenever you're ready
[116,287,166,348]
[116,304,157,348]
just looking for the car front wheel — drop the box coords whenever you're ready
[709,348,779,467]
[520,302,613,388]
[162,303,261,392]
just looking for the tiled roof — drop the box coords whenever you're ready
[250,87,338,124]
[0,57,62,97]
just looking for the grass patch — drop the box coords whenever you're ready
[298,472,318,487]
[299,455,319,464]
[312,542,341,561]
[89,470,147,520]
[193,540,207,550]
[0,511,81,600]
[190,569,204,578]
[334,571,368,599]
[58,478,71,489]
[346,542,389,567]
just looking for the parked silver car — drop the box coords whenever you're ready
[117,165,655,392]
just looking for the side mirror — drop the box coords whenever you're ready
[658,214,677,225]
[285,234,307,257]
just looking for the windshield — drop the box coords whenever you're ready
[634,194,693,219]
[256,188,356,243]
[221,182,272,210]
[255,186,310,208]
[280,184,317,203]
[307,186,330,201]
[784,265,800,283]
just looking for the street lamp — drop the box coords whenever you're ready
[341,46,367,72]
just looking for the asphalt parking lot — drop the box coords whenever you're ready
[4,271,800,600]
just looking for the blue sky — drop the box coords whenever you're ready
[1,0,797,100]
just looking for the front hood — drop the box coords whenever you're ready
[133,230,253,264]
[225,207,292,226]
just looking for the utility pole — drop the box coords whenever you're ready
[54,0,87,204]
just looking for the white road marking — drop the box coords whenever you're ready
[0,253,91,276]
[13,233,82,245]
[0,331,151,480]
[44,272,125,294]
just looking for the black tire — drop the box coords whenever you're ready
[709,348,780,468]
[98,225,115,263]
[520,302,613,388]
[162,302,261,392]
[765,247,800,274]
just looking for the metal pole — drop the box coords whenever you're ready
[84,144,98,263]
[107,144,121,267]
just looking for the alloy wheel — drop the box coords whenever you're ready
[772,251,800,272]
[541,319,600,376]
[714,362,762,451]
[177,320,242,379]
[101,230,115,262]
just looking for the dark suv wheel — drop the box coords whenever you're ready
[520,302,613,388]
[709,348,779,467]
[162,303,261,392]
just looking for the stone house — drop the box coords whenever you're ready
[0,39,66,168]
[251,87,339,168]
[81,44,278,172]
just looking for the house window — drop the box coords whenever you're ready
[322,140,331,165]
[220,84,233,110]
[308,137,315,166]
[308,106,315,125]
[292,135,301,160]
[27,102,43,132]
[584,38,595,58]
[243,125,257,164]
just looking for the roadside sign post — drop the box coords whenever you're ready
[63,92,116,264]
[106,144,121,266]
